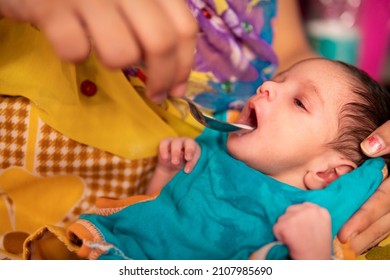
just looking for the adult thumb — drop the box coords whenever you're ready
[361,120,390,157]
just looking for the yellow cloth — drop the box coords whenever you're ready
[0,167,85,259]
[357,235,390,260]
[0,18,203,259]
[0,96,161,259]
[0,167,84,234]
[0,18,201,160]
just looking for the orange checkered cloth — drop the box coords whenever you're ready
[0,96,156,259]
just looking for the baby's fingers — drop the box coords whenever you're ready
[167,138,187,166]
[183,138,200,173]
[158,137,199,172]
[158,138,173,162]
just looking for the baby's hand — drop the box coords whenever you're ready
[158,137,201,174]
[273,202,332,260]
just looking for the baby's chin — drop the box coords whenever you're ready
[225,137,250,163]
[226,130,251,151]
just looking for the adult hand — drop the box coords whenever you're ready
[338,120,390,254]
[0,0,198,102]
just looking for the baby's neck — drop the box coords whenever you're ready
[270,176,310,190]
[268,169,309,190]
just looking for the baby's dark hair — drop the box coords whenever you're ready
[327,59,390,166]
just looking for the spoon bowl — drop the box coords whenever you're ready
[179,97,255,133]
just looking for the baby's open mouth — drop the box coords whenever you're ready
[231,105,258,136]
[246,106,258,129]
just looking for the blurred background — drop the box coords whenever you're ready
[298,0,390,88]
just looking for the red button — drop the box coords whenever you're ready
[201,8,212,19]
[80,80,97,97]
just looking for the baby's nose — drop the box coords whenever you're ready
[256,83,275,101]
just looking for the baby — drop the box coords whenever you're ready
[67,58,390,260]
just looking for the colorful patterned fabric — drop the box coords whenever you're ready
[185,0,278,112]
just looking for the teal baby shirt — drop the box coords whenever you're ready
[75,136,385,260]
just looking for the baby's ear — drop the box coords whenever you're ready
[304,155,357,190]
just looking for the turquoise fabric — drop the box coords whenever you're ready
[79,129,385,260]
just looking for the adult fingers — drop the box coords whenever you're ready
[338,178,390,244]
[120,0,180,103]
[0,0,28,19]
[76,0,140,68]
[361,120,390,157]
[156,0,198,97]
[40,11,90,62]
[25,1,91,62]
[347,213,390,255]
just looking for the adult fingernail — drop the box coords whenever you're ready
[361,135,385,155]
[147,91,167,104]
[171,83,187,97]
[346,231,358,242]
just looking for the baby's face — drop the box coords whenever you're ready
[227,59,353,181]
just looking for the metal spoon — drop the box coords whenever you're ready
[179,97,255,133]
